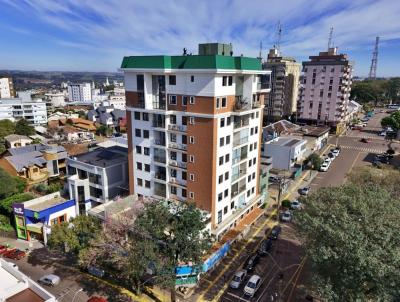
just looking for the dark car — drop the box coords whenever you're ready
[243,253,260,272]
[258,239,273,256]
[374,154,390,164]
[360,138,371,143]
[268,225,282,240]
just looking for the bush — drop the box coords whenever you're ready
[46,183,62,194]
[0,214,14,232]
[281,199,291,209]
[0,193,34,214]
[34,183,47,193]
[306,153,323,171]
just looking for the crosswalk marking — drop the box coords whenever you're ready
[340,145,386,153]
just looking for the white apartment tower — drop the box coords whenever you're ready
[67,83,92,102]
[121,43,271,239]
[297,47,353,133]
[0,98,47,124]
[0,77,15,98]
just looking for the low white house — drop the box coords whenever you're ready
[4,134,33,148]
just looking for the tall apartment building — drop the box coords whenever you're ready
[0,77,15,98]
[67,83,92,102]
[297,47,353,133]
[0,98,47,124]
[263,48,300,121]
[121,43,271,239]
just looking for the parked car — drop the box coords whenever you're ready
[360,138,371,143]
[38,274,61,286]
[258,238,273,256]
[268,175,280,183]
[374,154,390,164]
[379,131,386,137]
[2,248,16,257]
[87,298,108,302]
[327,152,335,160]
[268,225,282,240]
[230,270,247,289]
[299,186,311,196]
[280,210,292,222]
[5,249,26,260]
[331,148,340,157]
[324,157,332,164]
[320,162,330,172]
[291,200,302,210]
[243,253,260,273]
[244,275,262,297]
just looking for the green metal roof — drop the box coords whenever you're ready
[120,55,262,71]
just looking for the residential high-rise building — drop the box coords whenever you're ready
[0,98,47,124]
[121,43,271,239]
[297,47,353,133]
[67,83,92,102]
[263,48,300,121]
[0,77,15,98]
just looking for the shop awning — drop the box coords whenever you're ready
[26,222,43,233]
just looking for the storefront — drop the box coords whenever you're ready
[13,192,77,244]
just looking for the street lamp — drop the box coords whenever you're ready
[72,288,83,302]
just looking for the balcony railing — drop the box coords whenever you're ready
[154,172,166,181]
[168,124,187,132]
[234,96,251,112]
[231,169,247,182]
[233,136,248,147]
[169,194,186,202]
[154,156,166,164]
[169,177,187,187]
[169,160,187,169]
[154,139,166,146]
[168,142,187,151]
[231,183,246,198]
[152,121,165,128]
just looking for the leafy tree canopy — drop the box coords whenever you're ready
[0,119,15,140]
[15,119,35,136]
[381,110,400,130]
[0,168,26,200]
[296,168,400,301]
[0,193,34,215]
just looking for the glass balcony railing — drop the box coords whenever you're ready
[233,136,248,147]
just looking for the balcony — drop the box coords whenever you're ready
[234,96,251,112]
[152,121,165,128]
[168,142,187,151]
[233,115,250,130]
[231,181,246,198]
[169,160,187,169]
[168,124,187,132]
[154,139,166,147]
[154,156,166,164]
[233,136,248,147]
[231,168,247,182]
[169,194,186,202]
[169,177,187,187]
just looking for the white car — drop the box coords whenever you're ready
[280,210,292,222]
[324,157,332,164]
[320,162,330,172]
[331,149,340,157]
[230,270,247,289]
[291,200,302,210]
[38,274,60,286]
[244,275,262,297]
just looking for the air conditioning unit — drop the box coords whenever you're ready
[170,177,176,182]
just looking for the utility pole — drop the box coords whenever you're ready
[368,36,379,80]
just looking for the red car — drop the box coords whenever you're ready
[5,249,26,260]
[2,248,16,257]
[87,297,108,302]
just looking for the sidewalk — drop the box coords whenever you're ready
[0,236,44,251]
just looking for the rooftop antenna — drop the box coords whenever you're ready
[275,21,282,53]
[368,36,379,80]
[328,27,334,49]
[258,41,263,59]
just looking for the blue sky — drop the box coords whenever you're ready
[1,0,400,77]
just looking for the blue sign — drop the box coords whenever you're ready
[202,241,231,273]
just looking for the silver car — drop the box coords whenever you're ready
[38,274,60,286]
[230,270,247,289]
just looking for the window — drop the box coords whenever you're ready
[221,97,227,108]
[171,186,177,194]
[182,96,188,106]
[224,189,229,198]
[227,116,231,125]
[136,146,142,154]
[220,137,225,147]
[189,173,195,181]
[255,126,258,134]
[169,75,176,85]
[144,147,150,155]
[135,129,141,137]
[170,114,177,124]
[225,154,230,162]
[249,160,252,167]
[143,112,149,121]
[328,92,332,98]
[182,135,187,144]
[189,155,195,162]
[219,175,223,184]
[143,130,149,138]
[251,187,255,194]
[189,136,195,144]
[231,201,235,209]
[224,206,228,214]
[169,95,177,105]
[189,117,195,125]
[190,75,194,82]
[134,112,141,120]
[222,76,227,86]
[137,178,143,186]
[171,169,177,177]
[252,172,256,179]
[182,116,187,125]
[253,157,256,165]
[254,142,257,150]
[250,128,254,135]
[320,90,324,97]
[216,98,220,109]
[225,171,229,180]
[170,133,177,143]
[225,135,230,145]
[145,164,150,172]
[331,67,335,72]
[250,144,253,151]
[228,76,233,86]
[189,192,194,199]
[247,190,250,197]
[182,171,187,180]
[218,210,222,223]
[218,193,223,202]
[189,96,195,104]
[136,162,142,170]
[248,175,251,182]
[219,156,224,166]
[145,180,151,188]
[182,153,187,162]
[256,111,259,118]
[170,151,177,160]
[220,118,225,127]
[182,188,187,197]
[137,74,144,91]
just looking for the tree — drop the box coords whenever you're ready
[0,168,26,200]
[96,125,112,137]
[296,181,400,301]
[387,77,400,102]
[0,193,34,215]
[381,111,400,130]
[0,119,15,140]
[79,201,212,300]
[351,80,387,105]
[48,215,101,253]
[15,119,35,136]
[305,153,323,171]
